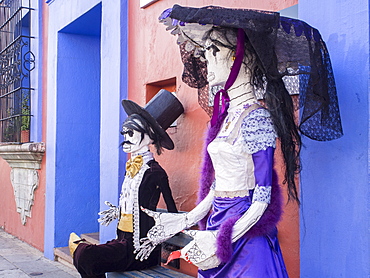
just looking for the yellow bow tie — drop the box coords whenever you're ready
[126,155,143,178]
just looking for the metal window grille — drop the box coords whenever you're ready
[0,0,34,143]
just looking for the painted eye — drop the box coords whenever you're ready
[205,44,220,56]
[121,129,134,137]
[127,130,133,137]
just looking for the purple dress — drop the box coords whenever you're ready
[198,196,288,278]
[198,106,289,278]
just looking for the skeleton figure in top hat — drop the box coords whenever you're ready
[69,89,184,278]
[135,5,343,277]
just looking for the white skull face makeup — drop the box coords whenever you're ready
[204,41,233,87]
[121,120,152,154]
[204,36,257,108]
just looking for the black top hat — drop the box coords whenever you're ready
[121,89,184,150]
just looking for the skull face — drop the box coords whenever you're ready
[121,119,152,154]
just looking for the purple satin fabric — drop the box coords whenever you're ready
[199,196,289,278]
[207,196,251,231]
[252,147,274,187]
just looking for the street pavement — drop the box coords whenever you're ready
[0,228,80,278]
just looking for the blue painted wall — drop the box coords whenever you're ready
[44,0,128,255]
[54,5,101,247]
[119,0,129,222]
[299,0,369,277]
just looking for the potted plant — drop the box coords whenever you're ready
[20,94,30,143]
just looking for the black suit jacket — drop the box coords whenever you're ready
[136,160,178,239]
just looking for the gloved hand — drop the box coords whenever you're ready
[134,206,187,261]
[134,190,215,261]
[134,237,158,261]
[98,201,120,226]
[164,230,220,270]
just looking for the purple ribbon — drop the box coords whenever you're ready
[210,28,246,127]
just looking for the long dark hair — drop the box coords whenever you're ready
[205,27,301,203]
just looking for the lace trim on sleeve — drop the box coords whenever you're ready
[252,185,271,204]
[241,108,277,154]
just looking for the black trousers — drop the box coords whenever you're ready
[73,230,159,278]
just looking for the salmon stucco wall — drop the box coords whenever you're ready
[0,1,47,251]
[128,0,299,277]
[0,157,46,251]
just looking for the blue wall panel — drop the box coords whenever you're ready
[299,1,369,277]
[55,32,101,247]
[119,0,129,219]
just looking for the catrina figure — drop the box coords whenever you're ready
[135,5,343,278]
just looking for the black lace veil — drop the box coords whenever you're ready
[161,4,343,141]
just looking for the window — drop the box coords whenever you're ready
[146,77,179,127]
[0,0,34,143]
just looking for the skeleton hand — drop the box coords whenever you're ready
[142,206,187,244]
[134,207,187,260]
[98,201,120,226]
[134,237,157,261]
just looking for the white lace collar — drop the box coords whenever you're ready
[131,150,154,165]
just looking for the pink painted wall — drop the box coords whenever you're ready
[0,1,48,252]
[0,157,46,251]
[128,0,299,277]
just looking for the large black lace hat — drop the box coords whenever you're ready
[159,4,343,141]
[122,89,184,150]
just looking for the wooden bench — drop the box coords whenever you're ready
[106,265,193,277]
[106,232,194,278]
